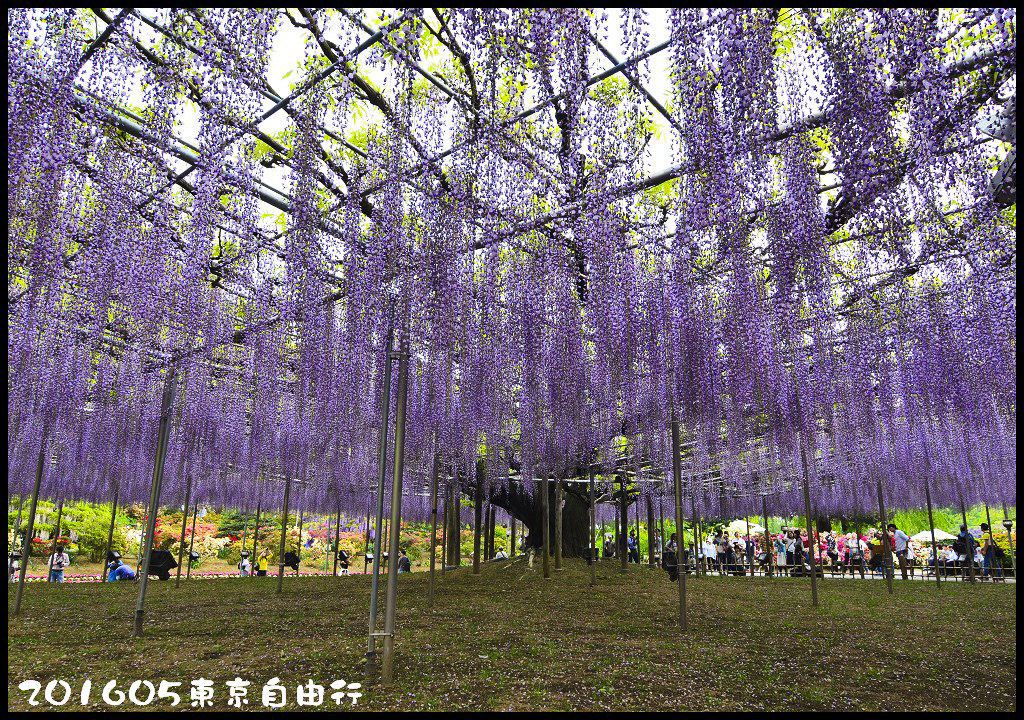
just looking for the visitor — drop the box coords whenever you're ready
[106,551,121,582]
[652,528,663,566]
[9,550,21,582]
[868,531,885,576]
[713,530,725,574]
[954,525,976,578]
[972,542,985,575]
[845,533,867,579]
[733,536,749,577]
[888,523,911,581]
[112,560,136,581]
[755,534,771,574]
[494,545,508,560]
[603,532,615,559]
[627,530,640,564]
[702,536,715,573]
[397,549,411,573]
[979,523,1004,580]
[944,543,959,576]
[792,529,806,574]
[47,544,69,583]
[925,544,940,576]
[784,530,797,575]
[238,550,251,578]
[105,551,135,581]
[718,530,729,573]
[338,547,350,576]
[663,532,679,582]
[905,541,917,578]
[825,532,839,575]
[775,532,788,576]
[733,533,746,575]
[257,550,269,577]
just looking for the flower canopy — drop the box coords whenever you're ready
[7,9,1017,521]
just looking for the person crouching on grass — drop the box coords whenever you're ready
[238,550,251,577]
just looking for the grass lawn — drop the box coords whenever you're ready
[7,559,1016,711]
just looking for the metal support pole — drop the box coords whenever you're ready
[614,498,619,559]
[472,484,483,574]
[555,477,564,570]
[47,499,64,583]
[670,414,687,630]
[659,497,667,571]
[428,451,440,605]
[381,337,411,684]
[175,473,193,587]
[364,496,372,575]
[630,497,638,565]
[876,479,894,595]
[541,475,551,579]
[483,500,491,561]
[367,303,395,665]
[441,483,449,574]
[251,500,261,569]
[589,468,597,586]
[13,433,47,616]
[924,480,941,588]
[276,478,292,594]
[618,476,628,574]
[186,501,198,580]
[984,503,999,581]
[451,484,461,566]
[10,488,26,561]
[746,515,755,577]
[297,511,304,573]
[510,514,516,559]
[690,494,702,576]
[646,493,656,567]
[959,497,975,583]
[333,506,342,577]
[488,505,497,560]
[133,369,177,637]
[762,495,772,578]
[101,487,119,582]
[1002,500,1016,578]
[798,436,820,607]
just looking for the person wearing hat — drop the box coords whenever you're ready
[256,549,270,576]
[106,551,122,582]
[113,560,136,581]
[106,551,136,581]
[238,550,252,577]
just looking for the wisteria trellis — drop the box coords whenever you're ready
[7,8,1016,525]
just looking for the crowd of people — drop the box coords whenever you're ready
[652,522,1009,582]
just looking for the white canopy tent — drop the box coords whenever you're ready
[910,529,957,543]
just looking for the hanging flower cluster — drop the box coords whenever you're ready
[7,9,1015,523]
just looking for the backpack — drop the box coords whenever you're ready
[952,538,966,555]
